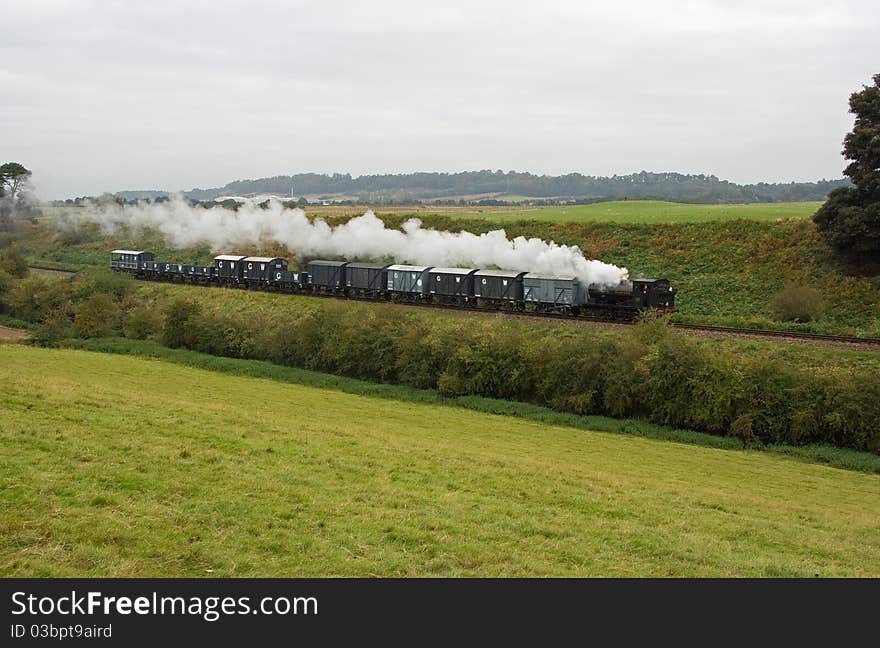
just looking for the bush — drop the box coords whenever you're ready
[395,321,459,389]
[438,324,532,400]
[72,268,134,302]
[33,308,75,344]
[74,293,122,338]
[0,269,12,309]
[0,245,28,277]
[123,304,165,340]
[531,336,614,415]
[7,276,57,322]
[771,284,824,322]
[162,299,202,348]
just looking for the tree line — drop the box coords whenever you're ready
[174,170,847,204]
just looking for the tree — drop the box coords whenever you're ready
[0,162,31,201]
[0,162,39,230]
[814,74,880,262]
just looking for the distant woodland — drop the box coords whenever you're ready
[114,170,849,205]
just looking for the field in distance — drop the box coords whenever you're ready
[308,200,823,224]
[2,345,877,577]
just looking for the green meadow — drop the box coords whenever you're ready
[2,345,878,577]
[437,200,823,224]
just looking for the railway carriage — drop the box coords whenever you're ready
[182,264,215,284]
[243,256,288,286]
[523,273,584,314]
[386,265,433,301]
[276,269,310,292]
[346,262,391,298]
[473,270,526,307]
[215,255,247,283]
[428,267,477,305]
[156,261,186,281]
[308,260,348,294]
[110,250,154,274]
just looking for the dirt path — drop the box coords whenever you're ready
[0,326,30,342]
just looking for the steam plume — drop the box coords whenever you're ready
[71,196,628,285]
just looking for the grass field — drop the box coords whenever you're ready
[303,200,823,224]
[2,345,878,577]
[443,201,823,224]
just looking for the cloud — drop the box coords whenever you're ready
[4,0,879,199]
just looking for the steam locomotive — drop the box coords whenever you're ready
[111,250,676,321]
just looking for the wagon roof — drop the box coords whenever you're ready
[112,249,146,255]
[214,254,247,261]
[523,272,577,281]
[243,256,285,263]
[387,264,433,272]
[308,260,348,267]
[429,267,478,275]
[474,269,527,278]
[346,262,391,270]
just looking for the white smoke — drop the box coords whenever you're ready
[75,195,628,285]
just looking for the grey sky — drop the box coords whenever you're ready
[4,0,879,199]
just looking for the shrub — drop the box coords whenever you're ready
[438,324,532,400]
[33,308,75,344]
[7,276,54,322]
[162,299,202,348]
[73,293,122,338]
[771,284,824,322]
[643,335,709,428]
[819,371,880,452]
[0,269,12,309]
[531,337,614,415]
[0,245,28,277]
[633,309,673,345]
[123,304,165,340]
[395,321,459,389]
[72,268,134,301]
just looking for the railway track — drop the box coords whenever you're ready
[28,265,78,277]
[670,323,880,346]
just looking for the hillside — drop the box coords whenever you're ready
[18,203,880,336]
[2,346,878,577]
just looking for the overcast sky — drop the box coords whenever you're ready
[4,0,879,199]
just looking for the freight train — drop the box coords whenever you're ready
[110,250,676,321]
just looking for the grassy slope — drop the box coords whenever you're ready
[2,345,878,577]
[362,215,880,336]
